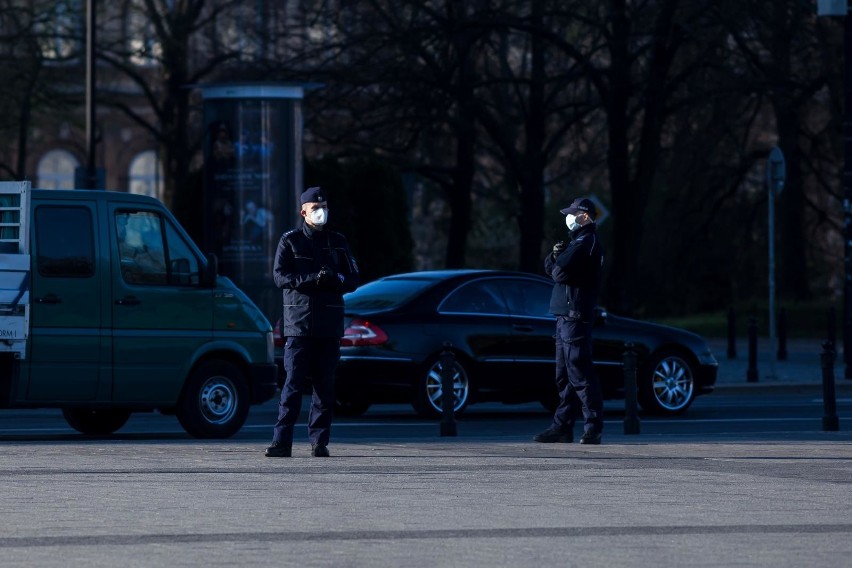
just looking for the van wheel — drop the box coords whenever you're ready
[177,360,249,439]
[62,408,132,435]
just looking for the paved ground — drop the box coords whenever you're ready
[1,336,851,567]
[1,432,851,567]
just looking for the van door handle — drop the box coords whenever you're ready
[35,294,61,304]
[115,296,141,306]
[512,324,534,332]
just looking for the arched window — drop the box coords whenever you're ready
[128,150,163,199]
[37,149,79,189]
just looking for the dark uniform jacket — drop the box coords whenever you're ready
[544,223,604,322]
[273,222,360,338]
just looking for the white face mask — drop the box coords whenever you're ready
[309,207,328,226]
[565,214,580,231]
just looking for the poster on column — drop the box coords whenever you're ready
[203,97,291,320]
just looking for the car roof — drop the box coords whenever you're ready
[382,269,548,282]
[32,188,163,206]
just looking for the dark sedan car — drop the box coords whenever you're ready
[277,269,718,418]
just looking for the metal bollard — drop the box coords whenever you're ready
[623,342,640,435]
[439,343,458,437]
[821,341,840,432]
[777,308,787,361]
[727,307,737,359]
[747,317,758,382]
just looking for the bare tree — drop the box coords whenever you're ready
[97,0,244,208]
[0,0,79,179]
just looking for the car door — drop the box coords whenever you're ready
[27,200,105,401]
[110,206,212,404]
[501,277,626,396]
[437,278,516,390]
[496,278,556,395]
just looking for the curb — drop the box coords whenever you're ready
[712,382,852,396]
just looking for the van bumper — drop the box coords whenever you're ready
[249,363,278,404]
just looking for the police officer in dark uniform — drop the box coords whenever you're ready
[265,186,360,457]
[534,197,605,445]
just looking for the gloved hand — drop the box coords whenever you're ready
[552,241,567,258]
[316,266,337,288]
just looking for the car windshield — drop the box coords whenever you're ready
[344,277,435,311]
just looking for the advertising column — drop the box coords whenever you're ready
[201,84,304,324]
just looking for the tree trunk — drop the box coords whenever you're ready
[603,0,633,313]
[776,110,809,300]
[517,0,547,274]
[445,113,475,268]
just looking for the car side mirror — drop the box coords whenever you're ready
[202,253,218,287]
[596,309,607,326]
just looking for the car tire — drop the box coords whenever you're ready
[62,408,132,435]
[335,398,371,417]
[638,350,696,415]
[412,354,471,418]
[176,360,250,439]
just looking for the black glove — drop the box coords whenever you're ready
[316,266,337,288]
[552,241,567,258]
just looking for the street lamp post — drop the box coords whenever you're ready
[85,0,97,189]
[845,7,852,378]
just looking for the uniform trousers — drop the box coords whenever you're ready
[273,336,340,446]
[552,316,603,434]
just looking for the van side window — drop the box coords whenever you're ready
[163,220,200,286]
[116,210,200,287]
[116,211,167,285]
[35,206,95,277]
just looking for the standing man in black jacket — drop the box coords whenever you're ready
[265,187,360,458]
[534,197,605,445]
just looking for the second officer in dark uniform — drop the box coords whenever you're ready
[265,186,360,458]
[534,197,605,445]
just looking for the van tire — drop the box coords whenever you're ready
[62,408,132,435]
[176,360,249,439]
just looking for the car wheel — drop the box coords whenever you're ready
[638,350,696,415]
[176,360,249,439]
[412,355,471,418]
[335,398,371,417]
[62,408,132,435]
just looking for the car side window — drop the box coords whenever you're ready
[439,280,508,315]
[500,279,553,318]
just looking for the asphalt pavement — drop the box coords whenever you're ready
[1,336,851,567]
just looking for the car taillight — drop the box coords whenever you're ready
[273,318,284,348]
[341,318,388,346]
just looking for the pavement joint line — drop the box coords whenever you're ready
[1,524,852,548]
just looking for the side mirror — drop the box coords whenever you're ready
[596,309,608,326]
[202,253,218,287]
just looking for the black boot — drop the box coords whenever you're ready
[533,426,573,443]
[265,440,292,457]
[311,444,330,457]
[579,430,602,445]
